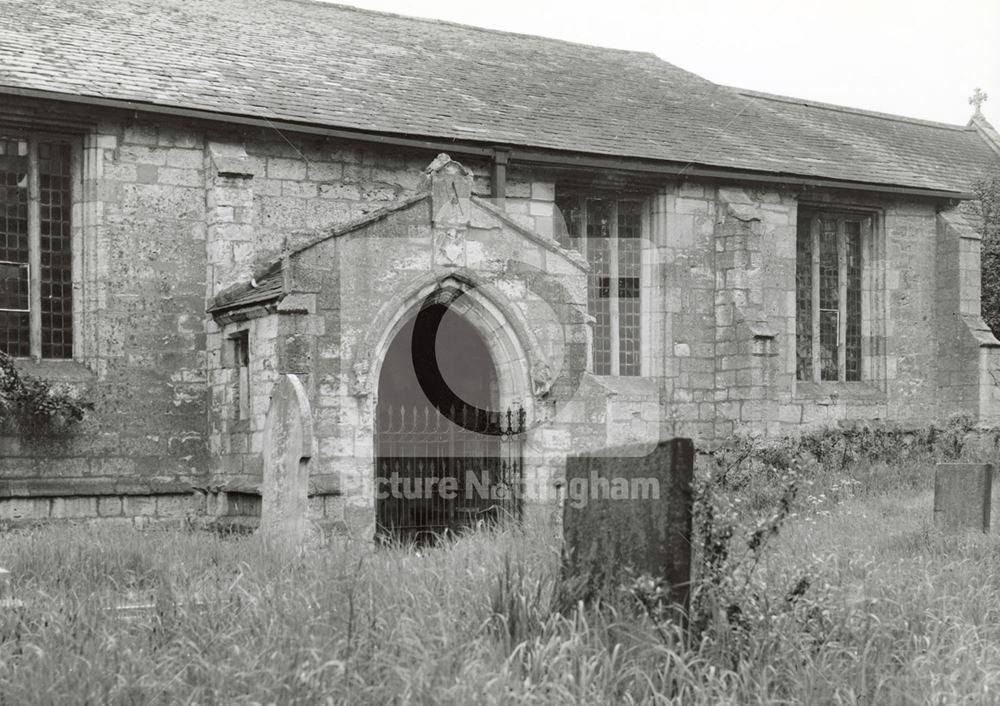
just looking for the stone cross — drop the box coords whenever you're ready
[261,373,315,545]
[970,88,988,116]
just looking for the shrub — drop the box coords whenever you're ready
[690,455,804,657]
[0,352,93,439]
[686,418,992,660]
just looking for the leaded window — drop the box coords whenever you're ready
[796,209,868,382]
[0,134,73,359]
[556,194,641,376]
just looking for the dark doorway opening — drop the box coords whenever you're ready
[375,303,523,544]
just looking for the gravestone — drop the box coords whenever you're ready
[557,438,694,611]
[261,374,315,545]
[934,463,992,533]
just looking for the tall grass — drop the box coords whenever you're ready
[2,425,1000,704]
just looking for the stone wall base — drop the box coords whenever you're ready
[0,492,201,528]
[194,489,343,535]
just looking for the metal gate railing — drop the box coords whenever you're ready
[375,403,525,544]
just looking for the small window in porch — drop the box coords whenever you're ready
[229,330,250,420]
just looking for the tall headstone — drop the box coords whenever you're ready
[557,438,694,611]
[934,463,992,533]
[261,374,315,545]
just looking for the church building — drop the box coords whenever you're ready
[1,0,998,532]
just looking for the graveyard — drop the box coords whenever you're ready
[3,421,1000,704]
[1,1,999,703]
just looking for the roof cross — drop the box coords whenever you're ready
[970,88,988,116]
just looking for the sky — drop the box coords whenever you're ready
[331,0,1000,126]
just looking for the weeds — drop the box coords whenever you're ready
[2,423,999,703]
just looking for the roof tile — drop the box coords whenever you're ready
[0,0,996,193]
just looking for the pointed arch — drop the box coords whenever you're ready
[355,269,544,412]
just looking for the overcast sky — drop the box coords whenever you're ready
[333,0,999,126]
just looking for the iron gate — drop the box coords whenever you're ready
[375,403,525,543]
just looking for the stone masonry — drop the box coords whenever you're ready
[0,91,998,528]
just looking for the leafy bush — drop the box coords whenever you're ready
[690,454,804,658]
[685,417,992,664]
[972,168,1000,336]
[0,352,93,438]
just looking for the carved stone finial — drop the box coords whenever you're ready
[424,153,472,177]
[426,154,472,228]
[970,88,988,116]
[424,153,452,174]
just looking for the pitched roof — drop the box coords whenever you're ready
[208,173,595,315]
[207,193,429,314]
[208,263,284,314]
[1,0,996,195]
[733,89,999,196]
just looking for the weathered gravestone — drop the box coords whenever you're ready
[933,463,993,533]
[261,374,315,545]
[557,438,694,612]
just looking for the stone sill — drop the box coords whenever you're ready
[586,374,660,398]
[7,358,96,383]
[794,381,886,404]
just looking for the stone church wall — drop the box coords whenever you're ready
[1,104,210,524]
[1,96,995,526]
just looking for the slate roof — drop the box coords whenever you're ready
[207,263,284,314]
[733,89,999,196]
[1,0,997,195]
[207,193,429,313]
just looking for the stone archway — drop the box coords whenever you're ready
[343,271,578,541]
[373,297,524,543]
[362,273,540,412]
[378,302,499,415]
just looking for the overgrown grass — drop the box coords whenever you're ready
[3,425,1000,704]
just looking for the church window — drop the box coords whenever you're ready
[0,134,74,359]
[796,209,869,382]
[556,194,642,376]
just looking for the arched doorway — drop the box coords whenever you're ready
[375,301,523,543]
